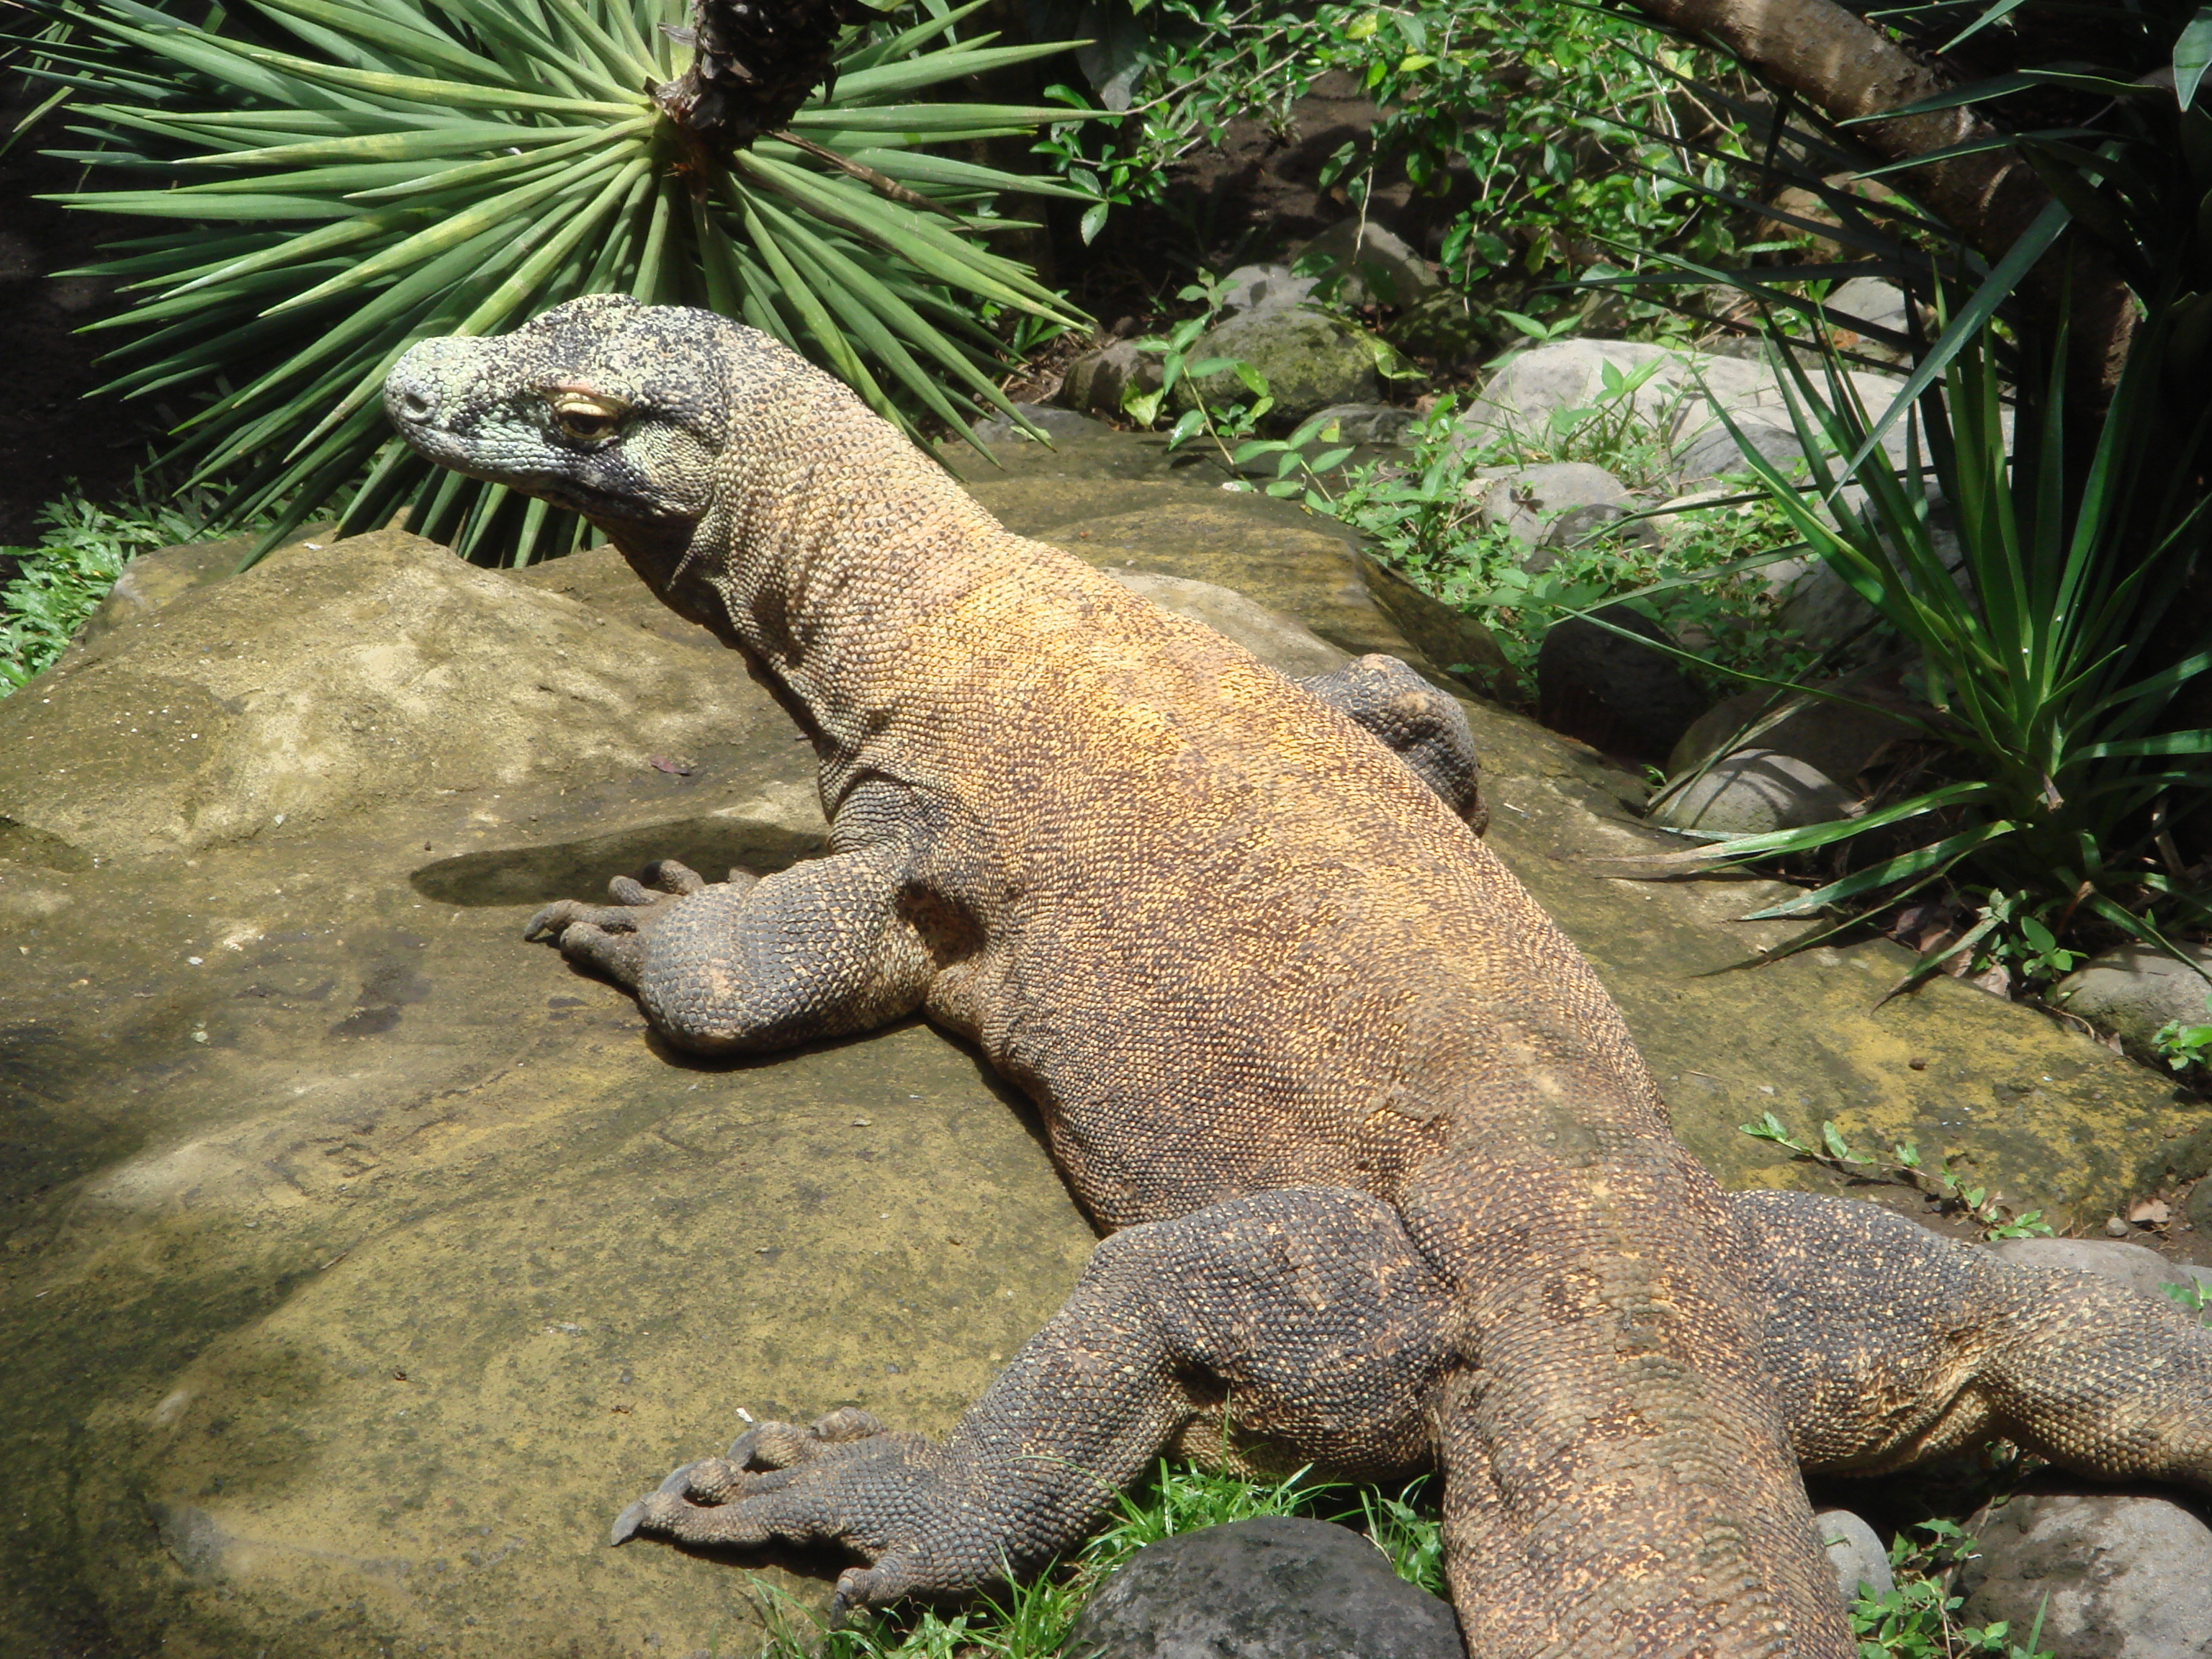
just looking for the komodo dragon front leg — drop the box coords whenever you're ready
[611,1187,2212,1623]
[522,779,936,1052]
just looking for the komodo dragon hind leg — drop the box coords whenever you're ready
[521,786,937,1054]
[609,1187,1449,1613]
[1298,655,1488,833]
[1745,1190,2212,1490]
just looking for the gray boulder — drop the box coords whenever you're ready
[2052,945,2212,1060]
[1308,402,1419,446]
[1671,415,1811,487]
[976,403,1115,444]
[1292,217,1439,309]
[1816,1508,1894,1600]
[1476,461,1641,565]
[1460,339,1689,454]
[1826,276,1912,363]
[1957,1491,2212,1659]
[1665,675,1921,788]
[1182,307,1383,428]
[1649,749,1858,837]
[1534,605,1712,764]
[1457,338,1919,492]
[1057,339,1160,419]
[1215,262,1320,318]
[1768,508,1966,662]
[1065,1516,1466,1659]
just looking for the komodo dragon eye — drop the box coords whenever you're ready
[547,390,629,442]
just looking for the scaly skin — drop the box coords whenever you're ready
[385,295,2209,1658]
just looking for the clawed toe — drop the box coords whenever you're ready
[523,899,639,942]
[643,859,709,895]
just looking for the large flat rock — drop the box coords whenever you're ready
[0,459,2200,1656]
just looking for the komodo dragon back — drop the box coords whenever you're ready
[384,295,2209,1658]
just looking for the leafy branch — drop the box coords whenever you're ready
[1740,1112,2055,1240]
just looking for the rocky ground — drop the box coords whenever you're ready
[2,420,2207,1658]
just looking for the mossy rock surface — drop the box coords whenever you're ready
[0,453,2198,1657]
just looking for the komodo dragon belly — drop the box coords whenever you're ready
[385,295,2212,1659]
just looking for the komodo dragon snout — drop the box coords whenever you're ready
[387,295,2212,1659]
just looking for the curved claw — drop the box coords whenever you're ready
[609,1498,650,1547]
[658,1462,698,1496]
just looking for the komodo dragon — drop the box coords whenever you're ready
[386,294,2212,1659]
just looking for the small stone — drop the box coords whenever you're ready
[1815,1508,1894,1600]
[2108,1215,2135,1237]
[2051,944,2212,1062]
[973,404,1112,445]
[1825,276,1911,363]
[1305,403,1419,446]
[1956,1489,2212,1659]
[1056,341,1159,420]
[1066,1515,1465,1659]
[1665,668,1919,788]
[1475,461,1642,565]
[1993,1238,2211,1305]
[1214,262,1319,318]
[1179,307,1383,430]
[1290,217,1439,310]
[1648,749,1858,837]
[1535,605,1712,764]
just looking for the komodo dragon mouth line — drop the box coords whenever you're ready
[386,294,2212,1659]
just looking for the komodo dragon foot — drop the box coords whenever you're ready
[524,860,756,985]
[608,1187,2212,1617]
[519,788,939,1053]
[1297,655,1488,833]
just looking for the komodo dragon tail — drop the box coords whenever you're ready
[1395,1110,1853,1659]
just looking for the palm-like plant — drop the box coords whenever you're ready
[25,0,1088,562]
[1624,302,2212,979]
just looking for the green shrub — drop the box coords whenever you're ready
[1035,0,1758,303]
[27,0,1087,564]
[0,485,223,689]
[1632,307,2211,989]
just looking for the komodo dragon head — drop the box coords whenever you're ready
[387,292,757,570]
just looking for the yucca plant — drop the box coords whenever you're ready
[22,0,1089,563]
[1624,300,2212,984]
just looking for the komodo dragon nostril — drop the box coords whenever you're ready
[397,387,433,421]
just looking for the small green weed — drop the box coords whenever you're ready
[1740,1113,2055,1241]
[0,485,217,692]
[1852,1519,2051,1659]
[2153,993,2212,1076]
[2164,1278,2212,1326]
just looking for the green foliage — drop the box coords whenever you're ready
[26,0,1087,564]
[1630,305,2212,981]
[1308,395,1812,685]
[1740,1112,2055,1240]
[2164,1277,2212,1324]
[2153,992,2212,1074]
[1035,0,1752,295]
[747,1457,1439,1658]
[1853,1520,2052,1659]
[0,484,222,690]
